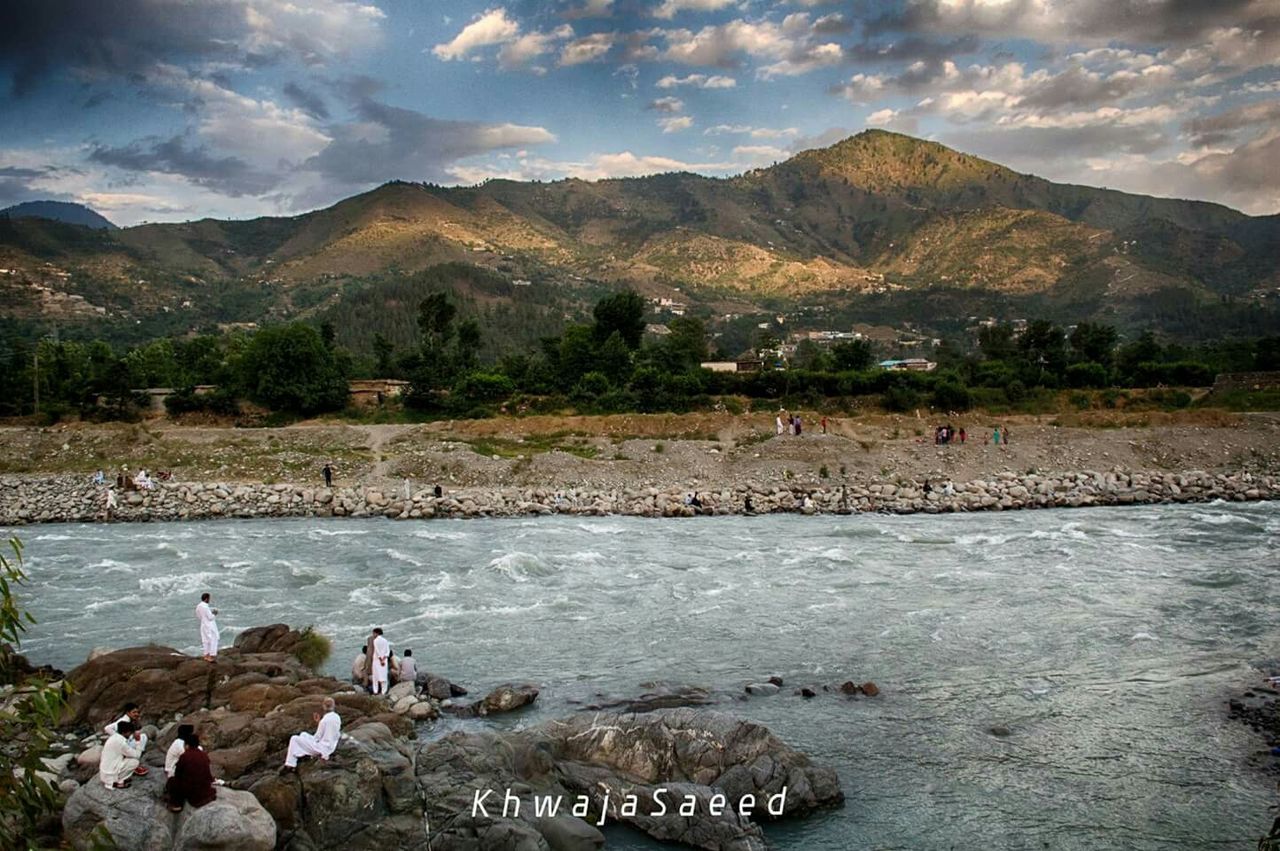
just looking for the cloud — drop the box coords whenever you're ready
[559,32,616,65]
[731,144,789,164]
[653,0,738,20]
[1186,100,1280,147]
[433,8,522,61]
[563,0,614,19]
[450,149,740,183]
[656,73,737,88]
[704,124,800,138]
[658,115,694,132]
[89,135,279,196]
[498,25,573,70]
[303,94,556,189]
[0,0,384,96]
[282,81,330,120]
[648,96,686,112]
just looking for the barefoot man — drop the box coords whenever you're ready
[196,593,219,662]
[281,697,341,772]
[371,628,390,696]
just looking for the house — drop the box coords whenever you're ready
[348,379,411,407]
[879,358,937,372]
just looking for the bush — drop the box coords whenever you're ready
[165,386,240,416]
[1004,380,1027,403]
[571,371,611,401]
[930,381,972,412]
[881,384,922,413]
[292,626,332,671]
[1065,362,1109,389]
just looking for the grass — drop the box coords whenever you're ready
[466,434,599,460]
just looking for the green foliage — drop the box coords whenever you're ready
[0,537,76,850]
[882,384,921,412]
[592,290,647,349]
[292,626,332,671]
[237,323,349,415]
[831,339,875,371]
[931,380,973,411]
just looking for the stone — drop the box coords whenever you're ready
[744,683,780,696]
[407,701,438,721]
[860,682,880,697]
[386,681,416,703]
[172,787,276,851]
[76,745,102,768]
[480,683,539,715]
[62,771,174,850]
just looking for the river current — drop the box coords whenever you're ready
[6,502,1280,849]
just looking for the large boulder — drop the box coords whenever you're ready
[481,683,539,715]
[232,624,304,656]
[172,788,276,851]
[62,771,174,851]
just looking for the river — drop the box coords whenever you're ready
[6,501,1279,849]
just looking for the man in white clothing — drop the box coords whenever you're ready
[371,628,390,695]
[282,698,342,771]
[165,724,194,778]
[196,592,219,662]
[100,720,144,788]
[104,703,148,767]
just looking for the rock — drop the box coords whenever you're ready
[172,788,275,851]
[76,745,102,768]
[386,681,416,703]
[860,682,880,697]
[87,647,115,662]
[839,681,860,695]
[744,683,780,696]
[800,688,816,699]
[62,771,173,850]
[766,676,784,687]
[407,701,438,721]
[988,725,1012,737]
[480,683,539,715]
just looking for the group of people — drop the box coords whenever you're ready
[98,703,219,812]
[930,424,1010,446]
[350,627,418,694]
[775,412,804,436]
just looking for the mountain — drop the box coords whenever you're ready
[1,130,1277,349]
[1,200,117,230]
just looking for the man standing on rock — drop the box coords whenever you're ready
[362,628,378,691]
[196,592,219,662]
[322,462,333,488]
[371,628,391,696]
[282,697,342,772]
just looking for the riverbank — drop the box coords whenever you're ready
[2,467,1278,524]
[2,410,1279,524]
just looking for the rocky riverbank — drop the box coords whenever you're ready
[30,624,847,850]
[2,468,1278,525]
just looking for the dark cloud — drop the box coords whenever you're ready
[0,0,381,97]
[845,35,979,63]
[1015,65,1151,110]
[944,124,1171,166]
[0,166,71,207]
[867,0,1272,45]
[89,136,279,196]
[283,82,330,120]
[1186,100,1280,147]
[301,95,555,188]
[812,14,854,36]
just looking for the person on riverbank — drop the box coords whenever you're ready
[166,730,215,811]
[281,697,341,772]
[775,414,784,436]
[104,703,148,770]
[100,720,144,789]
[322,463,333,488]
[959,427,966,445]
[993,426,1002,446]
[821,416,828,434]
[351,647,367,688]
[196,593,219,662]
[165,724,194,778]
[371,628,390,696]
[399,649,417,685]
[795,415,803,436]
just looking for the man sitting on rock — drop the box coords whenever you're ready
[100,720,144,789]
[104,702,148,775]
[398,648,417,686]
[281,697,342,773]
[165,723,194,778]
[350,646,367,688]
[166,730,216,812]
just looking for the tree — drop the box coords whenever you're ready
[1017,319,1068,378]
[978,324,1016,361]
[592,291,646,350]
[664,317,708,371]
[596,331,633,386]
[372,334,396,377]
[0,537,75,850]
[557,324,597,389]
[1069,323,1118,367]
[831,339,874,371]
[237,323,349,414]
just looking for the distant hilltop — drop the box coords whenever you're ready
[0,200,116,230]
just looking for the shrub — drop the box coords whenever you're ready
[930,381,972,412]
[292,626,332,671]
[881,385,921,413]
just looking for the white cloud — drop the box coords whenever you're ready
[653,0,738,20]
[705,124,799,138]
[656,73,737,88]
[648,96,686,112]
[658,115,694,133]
[432,8,521,60]
[560,32,615,65]
[731,144,789,163]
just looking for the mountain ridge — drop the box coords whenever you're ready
[1,200,117,230]
[1,130,1277,345]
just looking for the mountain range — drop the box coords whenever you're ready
[0,200,117,230]
[1,130,1277,350]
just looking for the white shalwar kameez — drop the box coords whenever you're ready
[164,738,186,778]
[104,715,147,754]
[285,710,342,767]
[99,732,142,787]
[371,635,390,694]
[196,601,219,657]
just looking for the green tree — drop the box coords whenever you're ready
[592,291,647,349]
[978,324,1016,361]
[372,334,396,377]
[557,324,597,389]
[596,331,634,386]
[1069,323,1118,367]
[831,339,874,371]
[665,317,708,371]
[0,537,75,850]
[237,323,349,414]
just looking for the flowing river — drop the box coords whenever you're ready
[6,501,1280,849]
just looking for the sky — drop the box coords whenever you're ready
[0,0,1277,226]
